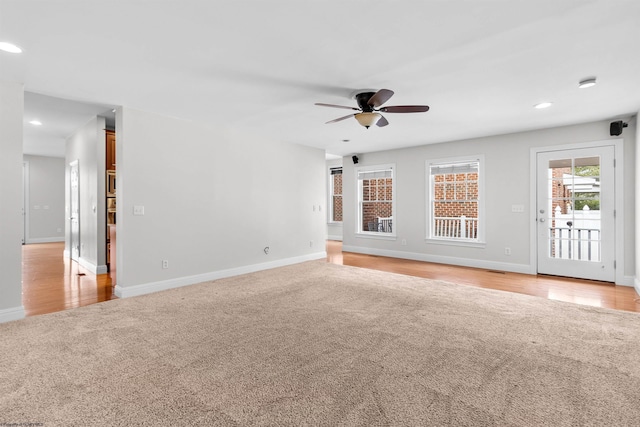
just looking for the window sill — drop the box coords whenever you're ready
[356,232,397,241]
[425,238,486,249]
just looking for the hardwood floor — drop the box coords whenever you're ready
[22,242,116,317]
[327,240,640,313]
[21,241,640,317]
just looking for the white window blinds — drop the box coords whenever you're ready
[357,169,393,180]
[429,161,478,175]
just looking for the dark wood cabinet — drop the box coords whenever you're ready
[106,130,116,170]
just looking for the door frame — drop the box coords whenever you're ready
[69,159,80,262]
[22,161,29,245]
[529,139,625,284]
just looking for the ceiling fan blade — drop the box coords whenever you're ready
[325,114,355,124]
[376,115,389,127]
[368,89,394,108]
[315,103,360,111]
[379,105,430,113]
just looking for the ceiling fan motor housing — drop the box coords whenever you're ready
[355,92,376,112]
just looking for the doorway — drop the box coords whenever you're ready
[535,146,615,282]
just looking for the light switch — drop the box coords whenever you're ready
[133,205,145,215]
[511,204,525,213]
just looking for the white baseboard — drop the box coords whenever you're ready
[63,249,70,258]
[0,306,26,324]
[327,235,343,241]
[115,251,327,298]
[343,245,637,286]
[25,237,65,244]
[78,257,108,275]
[342,245,532,275]
[617,275,636,288]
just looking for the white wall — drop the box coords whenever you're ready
[23,155,65,243]
[326,158,343,241]
[343,118,636,283]
[114,107,326,296]
[636,112,640,295]
[0,80,25,322]
[65,116,107,273]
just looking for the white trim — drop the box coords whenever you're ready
[22,161,29,245]
[114,251,327,298]
[327,234,343,241]
[634,277,640,294]
[328,165,343,224]
[78,256,108,274]
[0,306,26,324]
[617,275,634,288]
[529,139,625,284]
[343,245,531,275]
[63,249,70,258]
[355,233,396,241]
[25,237,65,244]
[425,238,487,249]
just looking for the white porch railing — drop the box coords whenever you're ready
[367,216,393,233]
[551,205,601,261]
[433,215,478,239]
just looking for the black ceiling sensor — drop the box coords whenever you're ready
[352,155,359,164]
[315,89,430,129]
[610,120,628,136]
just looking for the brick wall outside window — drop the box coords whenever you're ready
[430,169,479,239]
[433,172,478,218]
[331,173,343,222]
[361,178,393,231]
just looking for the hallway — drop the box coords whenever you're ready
[22,242,115,316]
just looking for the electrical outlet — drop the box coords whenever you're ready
[504,247,511,256]
[162,260,169,269]
[401,239,407,246]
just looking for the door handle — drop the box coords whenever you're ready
[540,218,546,223]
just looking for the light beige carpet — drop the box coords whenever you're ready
[2,261,640,426]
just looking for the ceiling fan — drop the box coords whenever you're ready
[315,89,429,129]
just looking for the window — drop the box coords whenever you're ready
[427,156,484,244]
[329,167,343,223]
[357,164,395,236]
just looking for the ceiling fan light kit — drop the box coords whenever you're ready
[355,112,382,128]
[315,89,430,129]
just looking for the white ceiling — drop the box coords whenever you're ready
[2,1,639,158]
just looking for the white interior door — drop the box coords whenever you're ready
[536,146,615,282]
[69,160,80,261]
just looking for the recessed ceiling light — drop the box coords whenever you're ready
[534,102,553,109]
[578,77,597,89]
[29,120,42,126]
[0,42,23,53]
